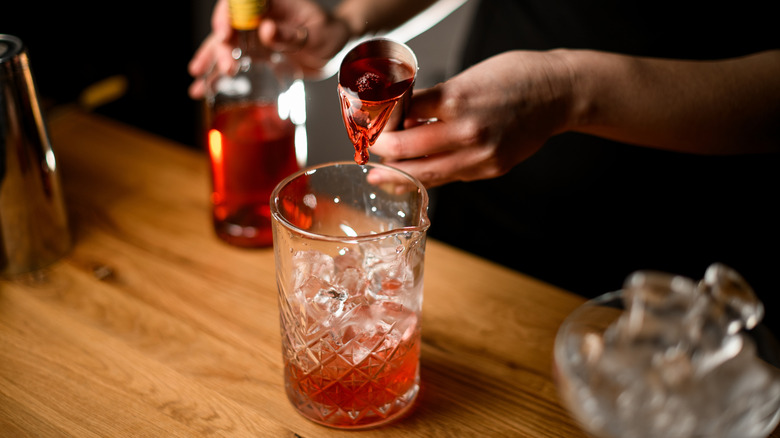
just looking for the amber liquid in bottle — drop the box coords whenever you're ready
[205,0,303,247]
[208,102,298,247]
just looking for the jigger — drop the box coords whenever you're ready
[338,37,419,133]
[1,34,71,276]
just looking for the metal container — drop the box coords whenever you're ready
[1,34,71,276]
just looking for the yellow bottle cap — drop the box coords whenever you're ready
[228,0,267,30]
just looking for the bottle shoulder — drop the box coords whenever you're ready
[205,50,301,101]
[203,24,302,100]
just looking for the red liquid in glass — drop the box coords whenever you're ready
[339,57,415,165]
[284,305,420,428]
[208,102,299,247]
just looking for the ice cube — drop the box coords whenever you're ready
[612,271,698,347]
[338,303,375,344]
[702,263,764,333]
[334,266,366,297]
[292,250,335,289]
[294,276,348,327]
[334,247,362,271]
[578,264,780,437]
[622,271,698,319]
[314,287,347,309]
[298,275,329,302]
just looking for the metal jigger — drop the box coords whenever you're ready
[338,37,419,133]
[1,34,71,277]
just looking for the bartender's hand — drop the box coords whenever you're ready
[188,0,351,99]
[369,50,571,188]
[370,48,780,188]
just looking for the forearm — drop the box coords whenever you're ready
[561,49,780,154]
[333,0,438,38]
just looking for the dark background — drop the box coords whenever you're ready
[3,1,213,148]
[2,1,470,157]
[4,2,778,337]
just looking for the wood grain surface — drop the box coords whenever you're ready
[1,108,776,437]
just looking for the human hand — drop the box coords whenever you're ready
[188,0,351,99]
[368,50,574,188]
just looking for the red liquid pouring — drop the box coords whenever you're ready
[208,102,299,247]
[338,57,415,165]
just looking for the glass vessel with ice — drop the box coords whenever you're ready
[271,161,430,429]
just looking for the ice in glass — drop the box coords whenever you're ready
[271,162,430,429]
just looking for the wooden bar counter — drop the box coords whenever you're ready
[1,108,775,437]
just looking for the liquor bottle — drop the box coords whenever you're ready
[204,0,305,247]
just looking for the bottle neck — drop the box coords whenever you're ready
[229,0,265,59]
[234,28,263,57]
[229,0,264,31]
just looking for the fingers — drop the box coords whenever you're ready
[369,86,452,157]
[187,36,234,99]
[210,0,231,38]
[260,7,350,75]
[187,42,212,79]
[368,152,464,188]
[404,86,445,123]
[371,121,454,159]
[189,0,349,92]
[187,38,216,99]
[188,0,233,100]
[365,167,421,194]
[188,79,206,100]
[369,122,468,188]
[188,22,309,100]
[260,20,308,52]
[367,89,503,187]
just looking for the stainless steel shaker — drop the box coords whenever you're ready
[1,34,71,276]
